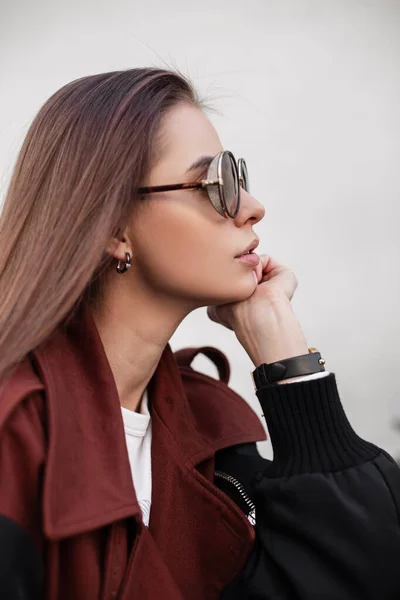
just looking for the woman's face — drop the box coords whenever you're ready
[122,102,266,309]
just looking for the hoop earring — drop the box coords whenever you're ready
[116,252,131,274]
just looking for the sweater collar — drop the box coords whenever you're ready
[32,303,265,540]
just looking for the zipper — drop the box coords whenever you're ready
[214,471,256,526]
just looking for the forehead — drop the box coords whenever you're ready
[153,103,223,180]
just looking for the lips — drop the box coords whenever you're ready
[234,238,259,258]
[235,253,260,266]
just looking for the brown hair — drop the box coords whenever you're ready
[0,67,202,383]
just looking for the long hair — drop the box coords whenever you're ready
[0,68,202,383]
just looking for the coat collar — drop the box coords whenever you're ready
[32,303,266,540]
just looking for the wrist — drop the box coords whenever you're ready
[235,302,308,368]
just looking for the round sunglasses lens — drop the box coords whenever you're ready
[221,153,239,216]
[240,160,249,193]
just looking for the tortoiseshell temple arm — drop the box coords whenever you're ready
[138,182,202,195]
[137,179,220,195]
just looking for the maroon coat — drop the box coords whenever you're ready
[0,303,266,599]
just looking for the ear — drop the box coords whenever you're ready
[105,236,130,262]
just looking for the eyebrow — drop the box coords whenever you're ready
[185,155,215,174]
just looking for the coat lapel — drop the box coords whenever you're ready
[31,303,265,543]
[33,303,142,539]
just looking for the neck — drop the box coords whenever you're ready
[90,282,193,412]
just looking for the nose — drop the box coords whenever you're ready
[234,189,266,226]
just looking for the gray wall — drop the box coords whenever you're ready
[1,0,399,459]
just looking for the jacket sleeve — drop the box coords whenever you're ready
[0,393,45,599]
[220,373,400,600]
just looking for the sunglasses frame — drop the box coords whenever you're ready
[137,150,248,219]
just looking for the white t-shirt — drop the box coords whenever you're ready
[121,388,152,527]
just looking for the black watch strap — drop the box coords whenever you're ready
[251,348,326,390]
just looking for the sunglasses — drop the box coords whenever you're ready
[137,150,249,219]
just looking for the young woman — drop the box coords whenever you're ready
[0,68,399,600]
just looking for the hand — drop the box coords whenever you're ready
[207,255,309,366]
[207,255,299,333]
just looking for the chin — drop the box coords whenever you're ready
[223,276,257,302]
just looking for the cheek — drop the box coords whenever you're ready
[134,210,255,300]
[140,219,216,287]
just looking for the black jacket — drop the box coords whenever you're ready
[215,373,400,599]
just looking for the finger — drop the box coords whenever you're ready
[260,255,290,280]
[206,306,218,323]
[254,254,269,283]
[207,305,224,326]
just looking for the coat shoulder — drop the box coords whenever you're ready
[0,356,45,429]
[0,357,47,551]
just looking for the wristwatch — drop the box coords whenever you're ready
[250,347,326,391]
